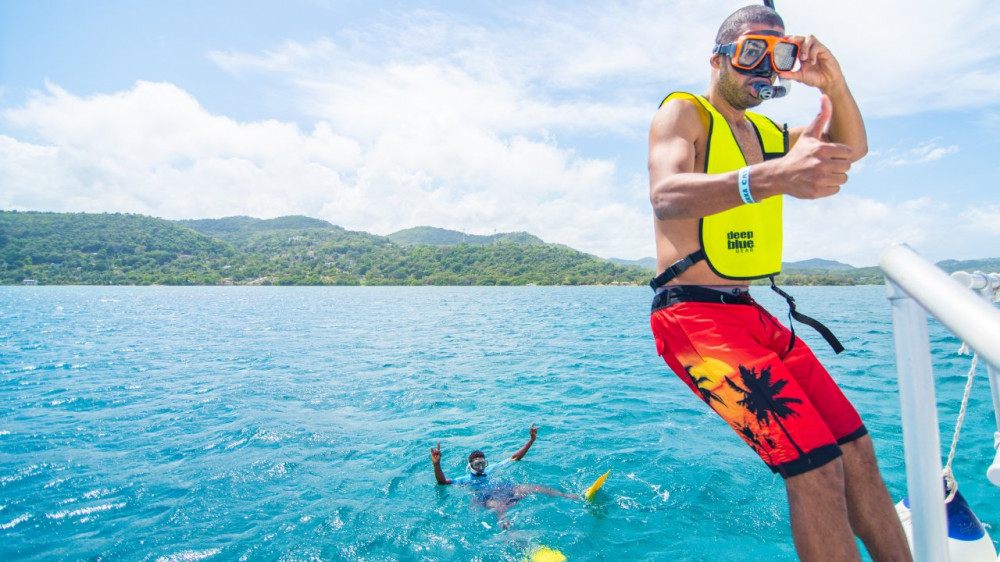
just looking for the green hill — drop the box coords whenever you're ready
[935,258,1000,274]
[1,211,649,286]
[388,226,544,246]
[10,211,991,287]
[772,259,882,286]
[609,257,657,271]
[0,211,236,285]
[784,258,855,271]
[179,215,337,241]
[613,256,883,285]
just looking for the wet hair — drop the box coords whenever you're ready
[468,450,485,463]
[715,5,785,45]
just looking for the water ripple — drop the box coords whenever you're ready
[0,286,996,560]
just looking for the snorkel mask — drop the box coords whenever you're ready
[712,0,796,101]
[468,454,488,476]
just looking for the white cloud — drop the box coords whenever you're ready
[3,0,999,264]
[870,139,960,168]
[0,80,654,259]
[960,204,1000,237]
[1,81,363,222]
[784,195,1000,265]
[782,195,946,266]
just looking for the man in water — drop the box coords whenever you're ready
[647,5,911,561]
[430,424,577,526]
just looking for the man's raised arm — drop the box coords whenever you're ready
[430,442,451,485]
[510,424,538,461]
[783,35,867,161]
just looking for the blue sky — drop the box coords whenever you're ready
[2,0,999,266]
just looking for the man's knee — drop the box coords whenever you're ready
[841,434,876,460]
[786,457,847,495]
[840,435,883,476]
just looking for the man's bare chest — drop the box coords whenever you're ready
[694,120,764,170]
[731,122,764,165]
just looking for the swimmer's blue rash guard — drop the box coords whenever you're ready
[450,458,513,485]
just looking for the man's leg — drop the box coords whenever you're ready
[514,484,578,500]
[841,435,913,562]
[484,499,513,529]
[785,458,862,562]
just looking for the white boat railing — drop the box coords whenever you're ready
[879,244,1000,562]
[952,270,1000,489]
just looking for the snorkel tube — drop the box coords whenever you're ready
[754,0,792,101]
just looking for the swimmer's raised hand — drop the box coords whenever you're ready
[528,424,537,441]
[430,442,442,464]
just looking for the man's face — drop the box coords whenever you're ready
[469,455,487,474]
[716,24,785,110]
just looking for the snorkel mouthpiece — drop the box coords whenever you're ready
[754,77,791,100]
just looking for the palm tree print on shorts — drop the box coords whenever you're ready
[725,364,805,457]
[684,365,725,406]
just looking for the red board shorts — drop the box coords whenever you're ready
[649,286,866,478]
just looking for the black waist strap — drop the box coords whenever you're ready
[649,249,706,290]
[768,278,845,355]
[651,285,750,311]
[650,278,845,355]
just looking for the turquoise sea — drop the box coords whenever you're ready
[1,285,998,561]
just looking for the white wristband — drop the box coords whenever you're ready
[738,166,756,204]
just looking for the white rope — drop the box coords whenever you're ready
[943,348,979,501]
[940,272,998,499]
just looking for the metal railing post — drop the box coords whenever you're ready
[990,363,1000,487]
[885,279,950,562]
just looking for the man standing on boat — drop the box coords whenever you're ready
[647,5,911,561]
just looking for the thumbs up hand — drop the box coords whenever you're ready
[802,94,833,140]
[776,95,853,200]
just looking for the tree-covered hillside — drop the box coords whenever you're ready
[1,211,236,285]
[178,215,336,241]
[1,211,650,286]
[936,258,1000,274]
[387,226,544,246]
[7,211,994,286]
[767,266,884,286]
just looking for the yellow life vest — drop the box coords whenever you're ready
[660,92,788,280]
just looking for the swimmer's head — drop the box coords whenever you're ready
[467,450,487,476]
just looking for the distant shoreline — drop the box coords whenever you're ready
[4,210,996,287]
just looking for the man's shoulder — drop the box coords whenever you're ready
[488,458,513,474]
[658,93,706,116]
[659,91,706,108]
[653,94,710,142]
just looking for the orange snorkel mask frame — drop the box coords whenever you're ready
[713,32,800,74]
